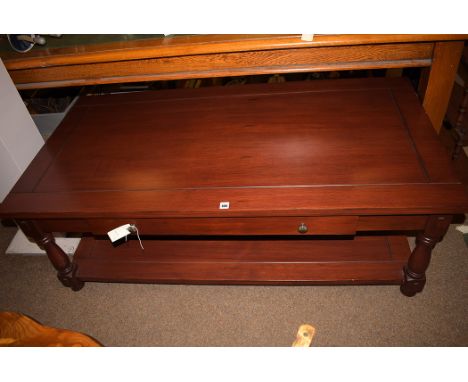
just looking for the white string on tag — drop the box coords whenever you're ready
[129,224,144,250]
[108,223,144,250]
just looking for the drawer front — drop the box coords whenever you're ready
[87,216,357,236]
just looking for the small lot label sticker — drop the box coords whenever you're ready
[219,201,230,209]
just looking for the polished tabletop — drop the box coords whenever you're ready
[1,77,467,219]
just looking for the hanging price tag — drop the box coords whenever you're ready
[107,224,132,242]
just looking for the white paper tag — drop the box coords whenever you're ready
[107,224,131,242]
[219,201,230,209]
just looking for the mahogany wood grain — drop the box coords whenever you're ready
[422,41,464,133]
[1,78,466,221]
[391,86,460,182]
[74,235,409,285]
[38,219,90,233]
[84,216,357,236]
[357,215,427,231]
[11,78,411,192]
[32,84,432,190]
[36,215,426,234]
[3,185,467,219]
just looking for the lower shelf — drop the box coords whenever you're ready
[74,235,410,285]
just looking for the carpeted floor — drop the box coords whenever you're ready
[0,224,467,346]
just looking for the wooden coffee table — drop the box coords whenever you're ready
[1,77,467,295]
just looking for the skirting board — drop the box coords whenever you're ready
[6,229,80,256]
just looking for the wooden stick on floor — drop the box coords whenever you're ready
[292,324,316,347]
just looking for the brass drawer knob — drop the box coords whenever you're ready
[298,223,308,234]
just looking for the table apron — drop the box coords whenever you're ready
[31,215,430,236]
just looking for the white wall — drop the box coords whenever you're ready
[0,59,44,202]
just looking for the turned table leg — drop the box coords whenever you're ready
[17,220,84,291]
[400,215,452,297]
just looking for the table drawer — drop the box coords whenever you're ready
[87,216,357,236]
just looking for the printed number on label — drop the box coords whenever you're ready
[219,201,230,209]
